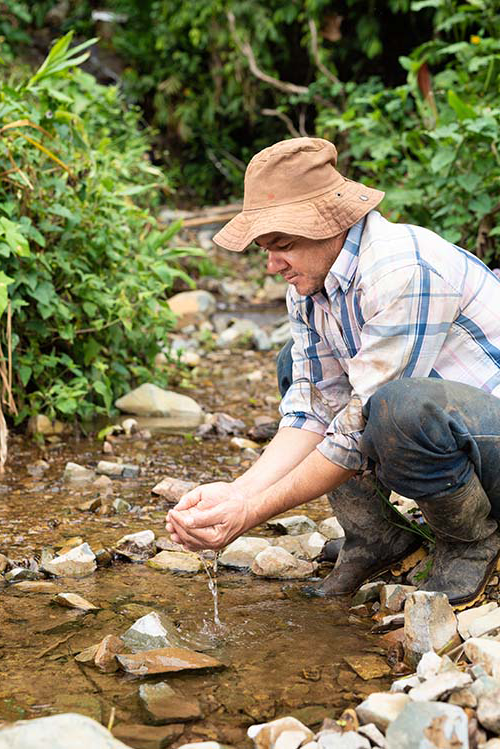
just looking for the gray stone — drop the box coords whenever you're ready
[216,319,260,348]
[5,567,40,583]
[464,637,500,680]
[0,713,130,748]
[94,635,122,673]
[390,676,421,694]
[63,462,96,483]
[151,476,196,502]
[115,384,203,427]
[112,498,131,513]
[358,723,386,748]
[272,532,327,561]
[112,723,184,749]
[415,651,443,680]
[114,530,156,562]
[271,320,293,346]
[251,546,315,579]
[139,681,202,725]
[470,673,500,698]
[317,733,370,749]
[404,591,457,667]
[385,702,469,749]
[356,693,410,732]
[121,611,183,652]
[219,537,271,568]
[352,582,384,606]
[247,717,313,749]
[318,516,345,540]
[96,461,139,478]
[408,668,472,702]
[380,585,417,613]
[146,550,202,573]
[42,543,96,578]
[267,515,317,536]
[456,602,498,640]
[168,290,216,322]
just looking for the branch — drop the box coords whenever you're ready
[308,18,341,86]
[261,109,301,138]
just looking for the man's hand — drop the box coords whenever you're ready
[166,481,251,551]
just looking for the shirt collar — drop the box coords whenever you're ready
[324,215,366,296]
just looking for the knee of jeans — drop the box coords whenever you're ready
[365,380,423,440]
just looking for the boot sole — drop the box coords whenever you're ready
[448,548,500,611]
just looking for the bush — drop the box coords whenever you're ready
[0,32,200,424]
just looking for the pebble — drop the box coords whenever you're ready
[54,592,99,611]
[219,537,271,568]
[139,681,202,724]
[318,517,345,540]
[121,611,183,652]
[267,515,317,536]
[146,550,202,573]
[112,723,184,749]
[114,530,156,562]
[352,582,384,607]
[94,634,123,672]
[407,668,472,702]
[5,567,40,582]
[151,476,196,501]
[10,580,59,593]
[251,546,315,579]
[464,638,500,680]
[379,585,416,613]
[343,655,391,681]
[247,717,314,749]
[112,498,131,513]
[230,437,260,450]
[317,733,370,749]
[357,722,386,748]
[96,460,140,478]
[42,542,97,578]
[63,462,96,483]
[115,383,203,426]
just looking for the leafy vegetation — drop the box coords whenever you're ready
[0,31,199,424]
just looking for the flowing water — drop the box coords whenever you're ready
[0,349,392,745]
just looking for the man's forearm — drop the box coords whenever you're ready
[234,426,324,495]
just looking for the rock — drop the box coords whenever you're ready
[112,723,184,749]
[168,290,217,326]
[457,602,498,639]
[177,744,230,749]
[116,647,223,676]
[151,476,196,502]
[0,713,131,748]
[318,517,345,540]
[371,614,405,634]
[403,591,457,667]
[274,532,327,561]
[352,582,384,606]
[121,611,183,652]
[219,537,271,568]
[390,676,421,694]
[385,702,469,749]
[112,498,131,513]
[468,606,500,638]
[247,717,314,749]
[75,643,100,663]
[93,474,114,494]
[180,350,201,367]
[197,412,246,437]
[115,384,203,427]
[246,369,263,382]
[216,319,261,349]
[96,460,140,478]
[63,462,96,483]
[139,681,202,724]
[251,547,315,579]
[317,733,370,749]
[0,553,8,573]
[5,567,41,582]
[356,693,410,732]
[267,515,317,536]
[380,585,417,613]
[344,655,391,681]
[271,320,292,346]
[103,440,114,454]
[448,687,477,708]
[42,543,96,578]
[464,637,500,680]
[357,723,386,748]
[147,550,202,573]
[261,277,288,301]
[10,580,59,593]
[415,651,443,680]
[482,741,500,749]
[114,530,156,562]
[54,592,99,611]
[27,414,65,436]
[229,437,260,450]
[407,668,472,701]
[56,536,85,555]
[27,459,49,477]
[122,417,138,436]
[94,634,123,672]
[77,497,102,512]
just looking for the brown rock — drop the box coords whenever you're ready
[94,634,123,672]
[116,647,224,676]
[0,553,9,573]
[139,682,202,724]
[112,722,184,749]
[11,581,59,593]
[151,477,196,503]
[54,592,99,611]
[77,497,102,512]
[344,654,391,681]
[75,644,100,663]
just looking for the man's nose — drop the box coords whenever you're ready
[267,251,288,274]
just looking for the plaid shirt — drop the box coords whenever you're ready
[279,210,500,471]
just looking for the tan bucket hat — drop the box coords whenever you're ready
[214,137,385,252]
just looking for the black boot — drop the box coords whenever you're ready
[416,473,500,608]
[316,475,423,596]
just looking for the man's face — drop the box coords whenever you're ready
[255,231,347,296]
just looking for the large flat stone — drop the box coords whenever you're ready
[385,701,469,749]
[112,723,184,749]
[139,682,202,724]
[114,530,156,562]
[456,602,498,640]
[147,551,202,574]
[116,647,224,675]
[115,384,202,427]
[469,606,500,638]
[408,668,472,702]
[219,537,271,568]
[344,655,391,681]
[0,713,130,748]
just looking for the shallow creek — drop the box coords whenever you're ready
[0,350,391,745]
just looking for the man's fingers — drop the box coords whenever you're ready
[172,487,202,511]
[169,505,225,531]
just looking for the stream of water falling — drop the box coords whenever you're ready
[201,551,222,629]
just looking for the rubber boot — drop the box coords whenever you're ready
[313,475,423,597]
[416,473,500,608]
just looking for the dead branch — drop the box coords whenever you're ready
[261,109,301,138]
[308,18,341,86]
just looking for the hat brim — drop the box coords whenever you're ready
[213,180,385,252]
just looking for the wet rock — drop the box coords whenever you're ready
[122,417,138,436]
[219,537,271,568]
[116,647,223,676]
[273,532,327,561]
[63,462,96,483]
[468,605,500,637]
[230,437,260,450]
[216,319,262,349]
[139,681,202,724]
[344,655,391,681]
[247,716,314,749]
[94,634,123,672]
[464,637,500,679]
[95,546,113,567]
[457,602,498,639]
[251,547,315,579]
[385,702,468,749]
[42,543,96,578]
[0,553,8,573]
[113,498,131,513]
[11,580,59,593]
[115,384,203,427]
[96,460,140,478]
[380,585,416,613]
[356,693,410,732]
[93,474,114,495]
[168,290,217,326]
[56,536,85,555]
[75,643,100,663]
[27,459,50,477]
[352,582,384,607]
[197,412,246,438]
[147,550,202,573]
[407,668,471,701]
[371,614,405,634]
[54,592,99,611]
[317,733,370,749]
[114,530,156,562]
[403,591,457,667]
[27,414,65,436]
[267,515,317,536]
[5,567,41,582]
[77,497,102,512]
[112,723,184,749]
[121,611,183,652]
[151,476,196,502]
[0,713,130,748]
[318,517,345,540]
[357,723,386,748]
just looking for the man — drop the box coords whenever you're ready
[166,136,500,608]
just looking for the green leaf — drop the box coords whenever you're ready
[429,148,456,173]
[0,271,15,317]
[469,194,493,214]
[447,90,477,121]
[0,217,30,256]
[19,365,32,386]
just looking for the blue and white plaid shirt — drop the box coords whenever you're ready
[279,210,500,471]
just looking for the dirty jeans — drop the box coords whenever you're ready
[277,341,500,518]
